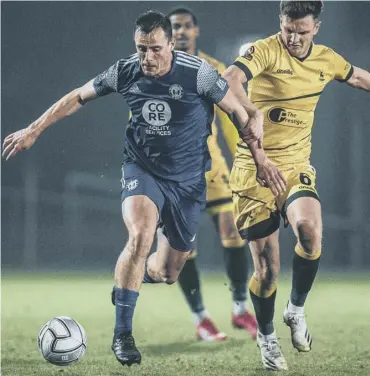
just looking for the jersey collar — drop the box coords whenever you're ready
[295,42,313,62]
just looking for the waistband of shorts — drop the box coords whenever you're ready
[233,159,312,172]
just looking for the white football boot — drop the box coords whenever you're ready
[283,303,312,352]
[257,331,288,371]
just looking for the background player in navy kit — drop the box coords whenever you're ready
[168,7,258,342]
[2,11,287,367]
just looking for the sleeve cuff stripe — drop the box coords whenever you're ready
[233,61,253,81]
[336,65,354,82]
[213,87,229,104]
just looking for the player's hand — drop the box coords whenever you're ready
[2,127,38,160]
[256,157,287,196]
[239,114,263,148]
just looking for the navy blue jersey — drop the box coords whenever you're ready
[93,51,229,182]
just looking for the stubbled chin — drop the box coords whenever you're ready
[288,47,303,57]
[141,68,152,75]
[142,66,157,75]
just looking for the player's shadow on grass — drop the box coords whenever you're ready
[141,338,246,356]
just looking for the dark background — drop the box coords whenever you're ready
[2,1,370,271]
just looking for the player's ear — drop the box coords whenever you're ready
[170,38,175,51]
[279,15,283,30]
[313,20,321,36]
[194,25,199,38]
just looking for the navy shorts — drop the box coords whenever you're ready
[121,163,206,251]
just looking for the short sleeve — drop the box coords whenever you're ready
[197,60,229,104]
[233,39,272,81]
[93,60,122,97]
[331,50,353,82]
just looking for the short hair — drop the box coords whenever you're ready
[167,7,198,26]
[280,1,324,20]
[134,10,172,40]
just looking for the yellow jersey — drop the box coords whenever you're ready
[198,50,239,159]
[233,33,353,168]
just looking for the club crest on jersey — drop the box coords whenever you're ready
[169,84,184,100]
[318,69,325,82]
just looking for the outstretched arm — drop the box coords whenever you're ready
[2,80,97,160]
[223,65,264,147]
[346,66,370,91]
[3,59,123,160]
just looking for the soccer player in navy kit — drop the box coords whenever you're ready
[3,11,287,366]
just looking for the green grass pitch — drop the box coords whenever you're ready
[2,272,370,376]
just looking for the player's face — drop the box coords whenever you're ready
[135,28,175,77]
[280,15,320,58]
[169,14,199,53]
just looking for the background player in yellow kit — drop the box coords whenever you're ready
[167,7,258,341]
[223,1,370,371]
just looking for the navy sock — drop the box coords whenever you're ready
[223,246,248,301]
[250,289,276,335]
[113,286,139,337]
[249,276,277,335]
[291,246,321,306]
[178,257,205,313]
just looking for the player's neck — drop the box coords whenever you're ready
[154,52,174,78]
[294,44,312,59]
[187,45,196,55]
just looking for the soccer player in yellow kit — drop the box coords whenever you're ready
[168,7,258,341]
[223,1,370,371]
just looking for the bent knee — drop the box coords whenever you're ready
[127,228,155,256]
[253,267,279,290]
[296,219,322,253]
[252,251,279,286]
[250,272,277,297]
[158,271,178,285]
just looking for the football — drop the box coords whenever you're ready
[37,316,87,366]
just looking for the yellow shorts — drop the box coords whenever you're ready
[229,164,320,241]
[205,154,233,216]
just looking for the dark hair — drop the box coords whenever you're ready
[167,7,198,26]
[134,10,172,40]
[280,1,324,20]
